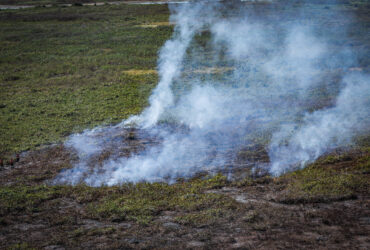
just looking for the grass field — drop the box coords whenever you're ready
[1,1,369,159]
[0,4,173,158]
[0,0,159,6]
[0,2,369,249]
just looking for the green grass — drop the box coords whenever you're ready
[0,174,238,225]
[0,4,172,157]
[276,148,370,203]
[7,242,37,250]
[88,174,233,225]
[0,0,146,6]
[0,184,61,213]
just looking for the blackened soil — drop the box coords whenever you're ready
[0,143,369,249]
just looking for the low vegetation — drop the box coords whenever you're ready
[0,0,156,6]
[0,174,234,223]
[0,4,172,157]
[0,2,369,249]
[274,148,370,203]
[1,148,369,248]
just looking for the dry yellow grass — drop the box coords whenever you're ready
[136,22,175,28]
[122,67,234,76]
[192,67,234,74]
[101,48,113,53]
[122,69,158,75]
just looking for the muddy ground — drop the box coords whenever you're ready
[0,141,369,249]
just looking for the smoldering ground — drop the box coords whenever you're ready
[54,0,370,186]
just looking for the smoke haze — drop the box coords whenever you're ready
[55,0,370,186]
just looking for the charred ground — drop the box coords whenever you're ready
[0,142,369,249]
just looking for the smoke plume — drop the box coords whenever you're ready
[55,1,369,186]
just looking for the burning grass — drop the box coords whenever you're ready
[0,2,369,248]
[1,1,369,160]
[0,142,369,248]
[1,147,369,248]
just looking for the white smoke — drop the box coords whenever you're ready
[125,2,217,128]
[269,73,370,175]
[54,1,370,185]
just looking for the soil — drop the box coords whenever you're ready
[0,142,369,249]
